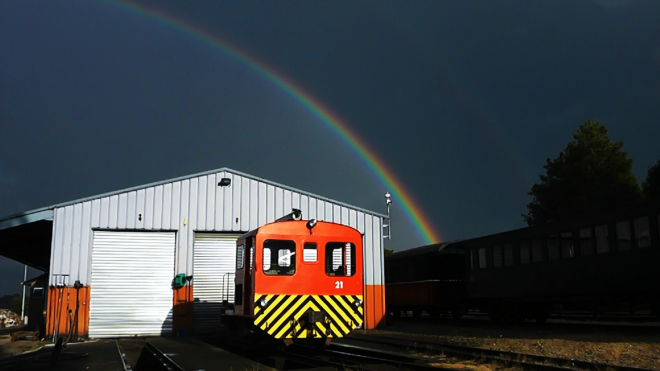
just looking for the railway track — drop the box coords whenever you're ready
[204,332,451,370]
[344,333,658,371]
[395,311,660,326]
[286,342,452,370]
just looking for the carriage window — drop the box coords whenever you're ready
[596,225,609,253]
[492,245,502,268]
[304,243,317,262]
[532,238,543,263]
[635,217,650,248]
[561,232,574,258]
[263,240,296,275]
[519,242,530,265]
[478,247,487,269]
[326,242,356,276]
[616,221,631,251]
[547,234,560,261]
[580,228,594,256]
[236,244,245,269]
[503,243,514,267]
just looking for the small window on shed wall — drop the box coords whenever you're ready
[531,238,543,263]
[492,245,503,268]
[519,241,531,265]
[478,248,487,269]
[634,217,651,248]
[580,228,593,256]
[596,225,609,253]
[503,243,514,267]
[616,220,631,251]
[561,232,574,258]
[547,234,560,261]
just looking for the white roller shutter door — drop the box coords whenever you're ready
[193,233,239,333]
[89,231,176,338]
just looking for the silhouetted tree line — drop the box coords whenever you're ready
[524,120,660,226]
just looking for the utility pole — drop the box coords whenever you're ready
[21,265,27,322]
[384,191,392,240]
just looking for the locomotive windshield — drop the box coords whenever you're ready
[326,242,356,277]
[263,239,296,275]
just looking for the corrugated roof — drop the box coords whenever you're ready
[0,167,387,226]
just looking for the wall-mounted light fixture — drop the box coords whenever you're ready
[218,178,231,187]
[306,219,317,234]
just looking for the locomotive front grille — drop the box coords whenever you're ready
[254,294,363,339]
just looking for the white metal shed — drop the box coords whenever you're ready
[41,167,387,337]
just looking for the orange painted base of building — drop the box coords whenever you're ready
[363,284,386,329]
[172,285,193,335]
[45,286,91,340]
[44,283,378,337]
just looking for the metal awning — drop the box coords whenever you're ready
[0,209,53,271]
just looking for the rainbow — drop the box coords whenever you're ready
[105,0,441,244]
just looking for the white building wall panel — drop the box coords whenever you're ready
[171,182,181,231]
[241,177,250,231]
[135,189,145,227]
[70,203,83,282]
[275,187,283,221]
[300,195,308,220]
[213,174,227,231]
[230,175,240,232]
[61,206,74,281]
[223,173,233,231]
[205,175,215,230]
[292,191,300,211]
[49,169,386,292]
[258,183,267,227]
[108,195,118,229]
[80,201,93,284]
[154,185,163,230]
[307,197,316,221]
[144,188,154,229]
[248,179,257,230]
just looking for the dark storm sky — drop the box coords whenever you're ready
[1,0,659,296]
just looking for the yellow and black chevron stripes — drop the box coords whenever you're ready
[253,294,363,339]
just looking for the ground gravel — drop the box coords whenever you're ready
[359,317,660,370]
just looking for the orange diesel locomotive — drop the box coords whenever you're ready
[228,211,364,345]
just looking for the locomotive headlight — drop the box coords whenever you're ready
[306,219,317,230]
[354,300,362,308]
[260,297,268,307]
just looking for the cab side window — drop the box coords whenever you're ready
[236,244,244,270]
[263,239,296,275]
[326,242,356,276]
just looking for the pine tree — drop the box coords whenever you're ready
[524,120,641,226]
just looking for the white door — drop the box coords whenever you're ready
[193,233,239,333]
[89,231,176,338]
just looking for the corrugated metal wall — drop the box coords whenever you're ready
[49,169,385,288]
